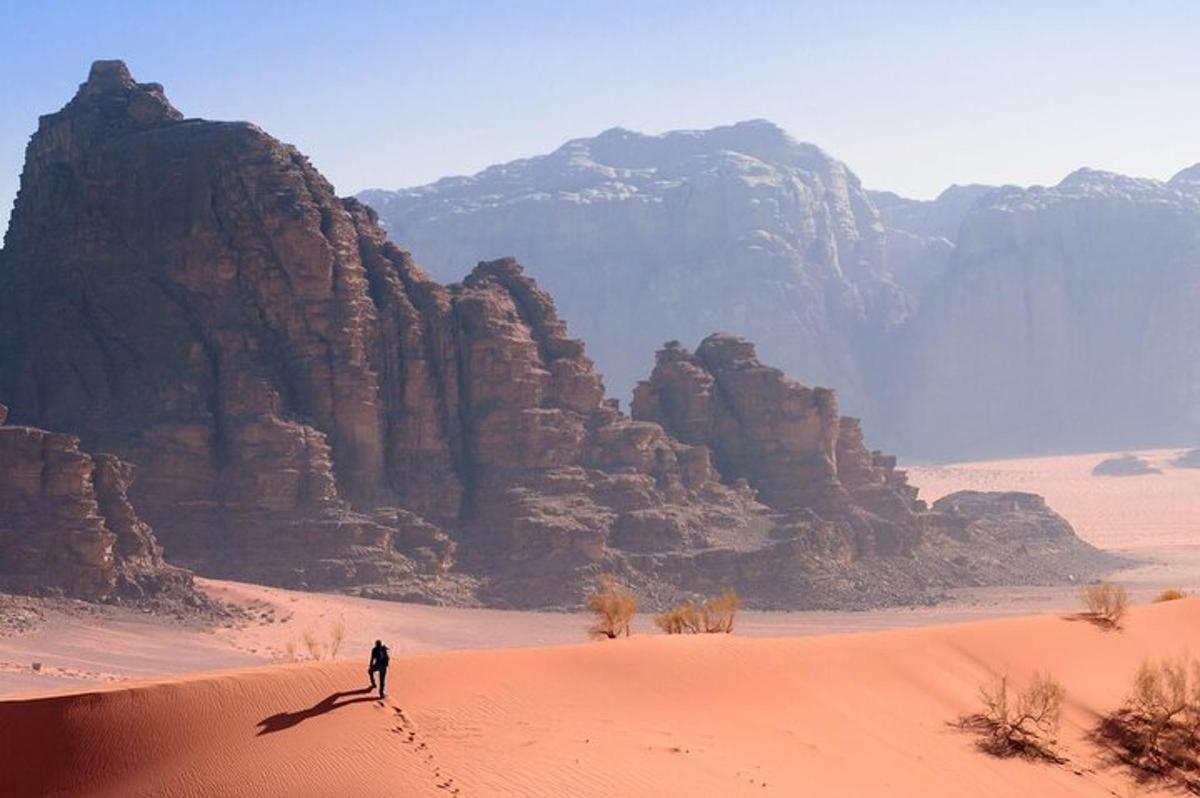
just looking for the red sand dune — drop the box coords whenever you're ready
[6,600,1200,796]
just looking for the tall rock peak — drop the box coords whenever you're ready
[61,59,182,129]
[83,59,136,92]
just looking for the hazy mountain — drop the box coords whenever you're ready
[364,125,1200,459]
[883,167,1200,457]
[360,120,908,415]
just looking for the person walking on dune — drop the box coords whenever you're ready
[368,640,390,699]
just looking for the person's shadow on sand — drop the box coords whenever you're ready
[256,687,378,735]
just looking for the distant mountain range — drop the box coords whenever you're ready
[361,123,1200,459]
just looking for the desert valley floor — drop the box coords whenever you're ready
[3,447,1200,796]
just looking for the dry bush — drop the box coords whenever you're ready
[302,630,324,660]
[1093,655,1200,791]
[970,672,1066,761]
[587,576,638,639]
[655,602,702,634]
[329,618,346,659]
[702,588,741,634]
[1154,589,1188,603]
[1129,658,1195,754]
[284,640,298,663]
[1082,582,1130,627]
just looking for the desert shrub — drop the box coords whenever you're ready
[282,622,349,662]
[1094,655,1200,791]
[1082,581,1130,627]
[329,618,346,659]
[1129,658,1194,754]
[655,602,702,634]
[587,576,638,639]
[701,588,741,634]
[1154,589,1188,603]
[302,630,324,660]
[972,672,1065,760]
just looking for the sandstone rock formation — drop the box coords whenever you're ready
[633,335,923,559]
[628,336,1116,606]
[0,61,464,600]
[1092,454,1161,477]
[0,403,190,600]
[360,120,908,412]
[1174,450,1200,469]
[0,63,1117,609]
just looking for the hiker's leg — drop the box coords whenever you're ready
[368,666,375,688]
[379,667,387,698]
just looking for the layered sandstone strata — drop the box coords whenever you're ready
[0,403,189,599]
[632,334,922,558]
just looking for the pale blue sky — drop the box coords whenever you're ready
[3,0,1200,231]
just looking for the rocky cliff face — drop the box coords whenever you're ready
[871,184,995,303]
[633,335,922,559]
[360,120,908,413]
[0,63,1116,608]
[629,335,1115,605]
[0,403,190,599]
[882,168,1200,457]
[0,61,464,599]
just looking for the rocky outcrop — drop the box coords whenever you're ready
[632,334,922,558]
[360,120,908,412]
[0,64,1118,609]
[1174,450,1200,469]
[629,337,1116,606]
[1092,454,1161,477]
[0,403,190,599]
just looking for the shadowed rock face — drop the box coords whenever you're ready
[0,63,1117,608]
[0,403,190,599]
[0,62,467,598]
[633,334,922,558]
